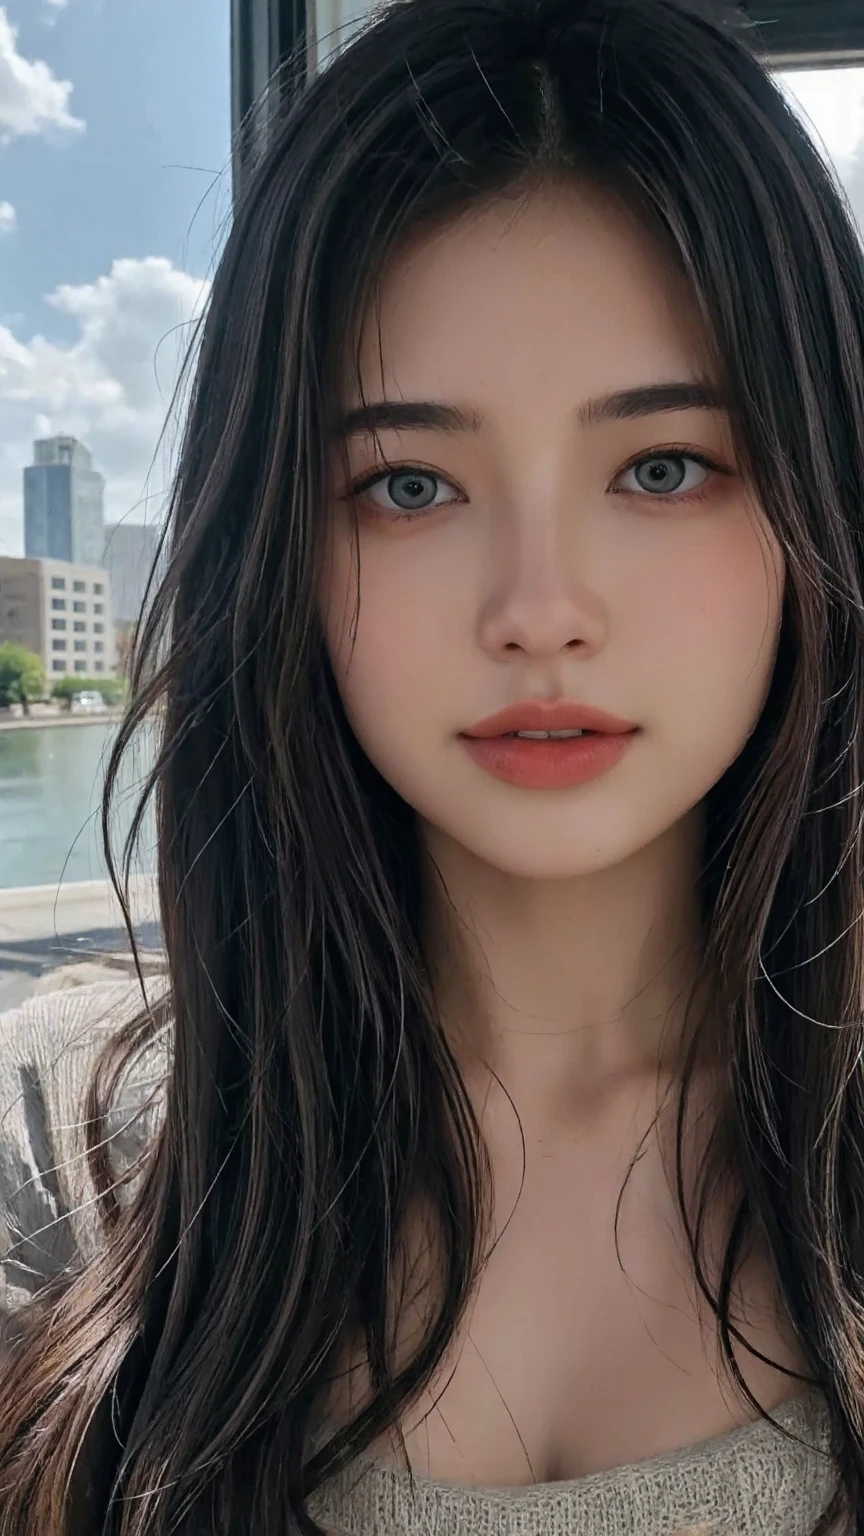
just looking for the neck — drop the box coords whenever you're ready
[420,804,716,1134]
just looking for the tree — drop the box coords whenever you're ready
[50,674,126,708]
[95,676,126,706]
[50,676,80,710]
[115,621,136,677]
[0,643,46,713]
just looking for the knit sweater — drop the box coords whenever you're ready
[0,978,842,1534]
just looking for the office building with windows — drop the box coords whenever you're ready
[102,520,161,624]
[0,556,116,679]
[23,436,106,570]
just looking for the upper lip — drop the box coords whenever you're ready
[462,700,638,738]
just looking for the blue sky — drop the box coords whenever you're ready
[0,0,231,552]
[0,1,861,558]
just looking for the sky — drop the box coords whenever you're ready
[0,5,862,558]
[0,0,231,554]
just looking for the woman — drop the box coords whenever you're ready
[0,0,860,1530]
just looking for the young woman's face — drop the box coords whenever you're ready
[320,182,785,879]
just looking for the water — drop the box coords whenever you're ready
[0,722,157,889]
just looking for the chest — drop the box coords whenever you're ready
[405,1170,803,1483]
[327,1094,809,1489]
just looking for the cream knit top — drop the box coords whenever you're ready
[0,978,841,1535]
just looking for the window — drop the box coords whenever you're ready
[93,583,104,595]
[93,662,104,673]
[73,661,87,674]
[51,638,66,652]
[51,619,66,632]
[94,641,104,654]
[73,622,86,634]
[93,603,104,615]
[73,580,86,593]
[73,640,86,653]
[50,577,66,591]
[73,602,86,614]
[51,599,66,612]
[94,622,104,634]
[779,69,864,262]
[52,660,65,673]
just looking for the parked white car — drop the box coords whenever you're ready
[70,690,107,714]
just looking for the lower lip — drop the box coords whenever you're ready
[459,730,639,789]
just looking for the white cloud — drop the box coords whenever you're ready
[0,199,15,232]
[41,0,69,32]
[0,6,84,142]
[0,256,210,555]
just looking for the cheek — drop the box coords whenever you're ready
[319,529,451,723]
[636,521,784,737]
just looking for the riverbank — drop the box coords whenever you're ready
[0,708,124,732]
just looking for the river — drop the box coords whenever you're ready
[0,721,157,889]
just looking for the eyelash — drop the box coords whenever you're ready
[346,448,732,523]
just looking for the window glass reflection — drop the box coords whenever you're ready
[779,66,864,239]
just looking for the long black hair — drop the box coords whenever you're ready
[0,0,863,1530]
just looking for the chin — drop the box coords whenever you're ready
[475,847,636,882]
[428,819,646,882]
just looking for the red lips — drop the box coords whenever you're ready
[462,699,637,739]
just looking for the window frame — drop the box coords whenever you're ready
[231,0,308,195]
[749,1,864,67]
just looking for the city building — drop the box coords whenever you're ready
[23,436,105,569]
[0,556,116,679]
[102,520,161,624]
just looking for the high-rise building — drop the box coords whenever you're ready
[23,436,105,568]
[102,521,161,624]
[0,556,117,678]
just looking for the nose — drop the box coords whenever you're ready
[475,513,605,660]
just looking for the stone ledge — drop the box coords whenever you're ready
[0,875,158,943]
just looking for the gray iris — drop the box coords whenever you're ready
[389,472,437,510]
[635,457,686,493]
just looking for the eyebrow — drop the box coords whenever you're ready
[333,381,726,439]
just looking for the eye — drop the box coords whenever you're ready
[614,453,714,499]
[349,466,463,519]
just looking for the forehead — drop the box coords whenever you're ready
[349,183,711,406]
